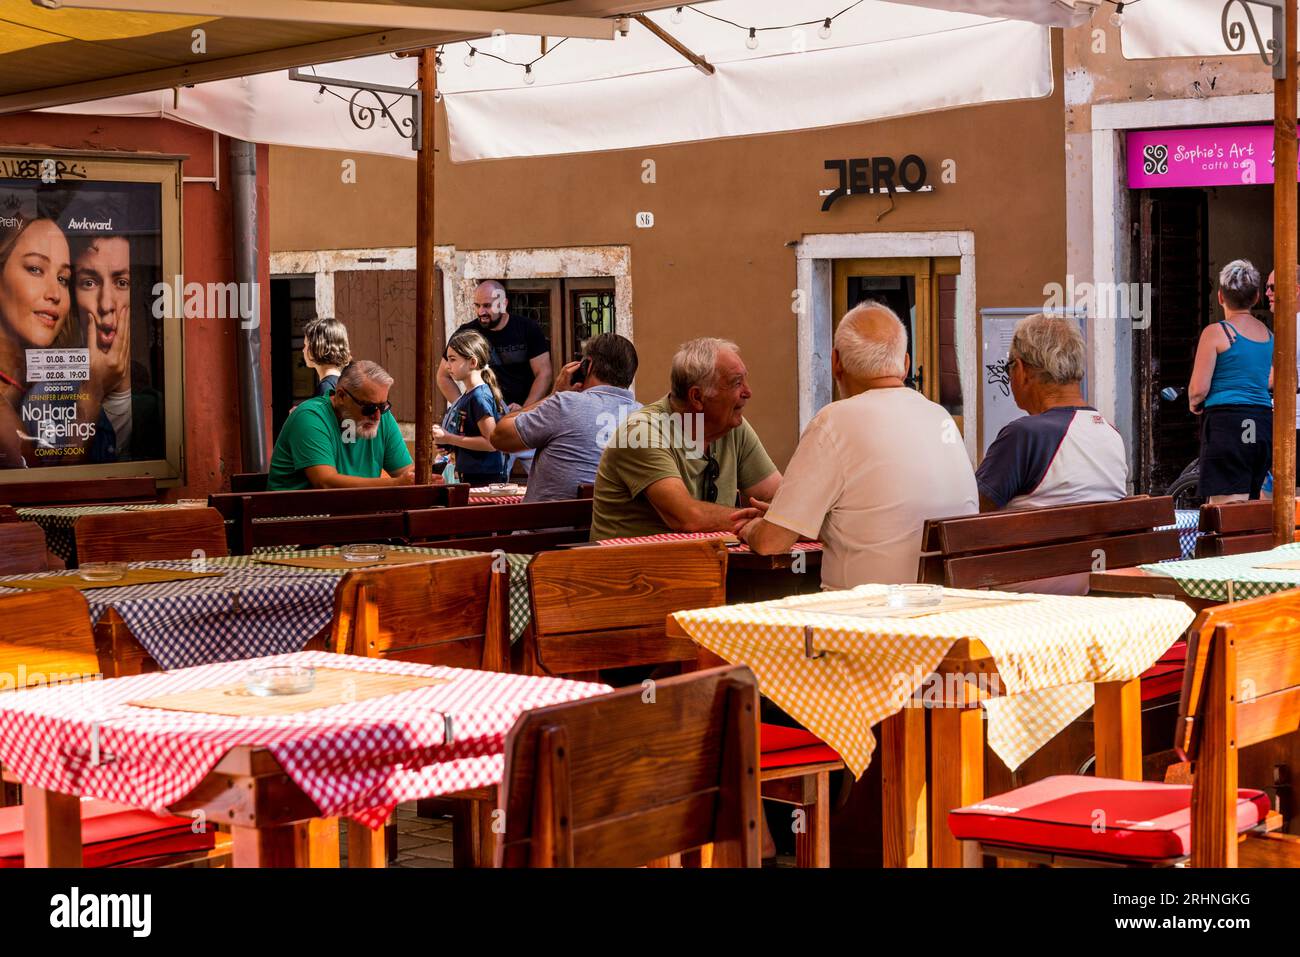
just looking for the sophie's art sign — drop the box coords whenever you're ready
[1127,126,1300,189]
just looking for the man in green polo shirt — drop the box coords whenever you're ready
[267,359,414,490]
[590,337,781,540]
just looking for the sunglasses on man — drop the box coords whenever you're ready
[336,386,391,417]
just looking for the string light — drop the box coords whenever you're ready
[671,5,684,24]
[464,48,476,68]
[745,27,759,50]
[523,64,535,85]
[313,85,325,104]
[436,52,445,74]
[819,18,833,40]
[1110,1,1125,28]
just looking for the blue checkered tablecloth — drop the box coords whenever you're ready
[1161,508,1201,561]
[0,546,533,671]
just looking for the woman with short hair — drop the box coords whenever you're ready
[1188,259,1274,503]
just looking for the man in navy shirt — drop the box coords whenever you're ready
[977,314,1127,512]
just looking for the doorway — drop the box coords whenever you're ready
[502,277,617,374]
[832,256,962,421]
[269,275,318,435]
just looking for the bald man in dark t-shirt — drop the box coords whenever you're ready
[437,280,553,410]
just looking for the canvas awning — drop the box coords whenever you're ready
[38,0,1073,161]
[1121,0,1283,60]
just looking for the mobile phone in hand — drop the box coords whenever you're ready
[571,357,592,386]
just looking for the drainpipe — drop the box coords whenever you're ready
[230,138,269,472]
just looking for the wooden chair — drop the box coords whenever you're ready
[949,589,1300,867]
[405,498,593,554]
[326,554,509,867]
[74,507,229,564]
[228,472,268,493]
[0,476,155,507]
[496,665,761,867]
[0,589,229,866]
[1194,500,1300,557]
[210,483,469,554]
[520,539,844,867]
[0,505,19,523]
[0,522,62,574]
[576,483,595,499]
[918,496,1180,589]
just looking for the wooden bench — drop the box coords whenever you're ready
[955,589,1300,867]
[405,498,593,554]
[229,472,268,493]
[1194,500,1300,557]
[0,476,156,507]
[918,496,1180,589]
[74,507,229,564]
[0,522,62,574]
[210,483,469,554]
[497,665,760,867]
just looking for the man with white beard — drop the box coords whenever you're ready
[267,359,414,489]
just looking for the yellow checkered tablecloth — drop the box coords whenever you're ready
[670,585,1196,776]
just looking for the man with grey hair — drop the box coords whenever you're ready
[738,301,976,588]
[267,359,415,490]
[590,336,780,540]
[975,314,1126,511]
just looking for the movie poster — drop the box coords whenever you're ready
[0,159,166,471]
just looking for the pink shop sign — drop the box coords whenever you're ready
[1127,126,1300,189]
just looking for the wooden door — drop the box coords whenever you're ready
[831,257,959,410]
[1135,189,1208,494]
[333,269,417,421]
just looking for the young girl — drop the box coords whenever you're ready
[431,327,508,486]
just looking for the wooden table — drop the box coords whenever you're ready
[667,619,1147,868]
[1089,566,1216,611]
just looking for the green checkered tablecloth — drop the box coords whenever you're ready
[204,546,534,641]
[15,503,191,564]
[1139,542,1300,602]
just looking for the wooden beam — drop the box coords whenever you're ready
[1273,0,1298,547]
[415,48,439,485]
[44,0,617,39]
[633,14,714,75]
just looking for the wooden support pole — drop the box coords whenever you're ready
[413,48,441,485]
[1274,0,1298,546]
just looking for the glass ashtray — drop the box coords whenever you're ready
[487,483,523,495]
[886,584,943,609]
[78,562,127,582]
[341,543,386,562]
[177,498,208,509]
[245,665,316,697]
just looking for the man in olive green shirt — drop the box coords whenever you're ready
[267,360,415,490]
[590,337,781,540]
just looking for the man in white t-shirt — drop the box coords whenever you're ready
[735,301,978,589]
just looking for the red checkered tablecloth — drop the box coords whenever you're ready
[0,651,609,829]
[596,531,823,555]
[467,495,525,506]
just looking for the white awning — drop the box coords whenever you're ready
[43,0,1061,162]
[1121,0,1278,60]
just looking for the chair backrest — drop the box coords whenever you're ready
[0,505,19,523]
[74,507,229,564]
[918,496,1178,589]
[326,553,509,672]
[0,522,57,574]
[496,665,760,867]
[229,472,269,493]
[210,483,469,553]
[406,498,594,555]
[523,539,728,675]
[1177,591,1300,866]
[0,476,155,507]
[576,483,595,500]
[1194,501,1299,557]
[0,589,100,688]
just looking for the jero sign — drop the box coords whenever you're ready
[821,155,930,211]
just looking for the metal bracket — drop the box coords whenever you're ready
[1223,0,1288,79]
[288,67,422,152]
[803,625,824,660]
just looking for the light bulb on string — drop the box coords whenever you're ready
[745,28,759,50]
[671,6,684,24]
[819,18,832,40]
[524,64,536,85]
[313,85,325,104]
[379,110,390,129]
[436,53,445,74]
[464,48,476,68]
[1109,2,1125,28]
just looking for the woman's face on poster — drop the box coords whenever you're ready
[74,236,130,352]
[0,219,71,350]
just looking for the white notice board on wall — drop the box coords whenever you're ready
[979,308,1088,456]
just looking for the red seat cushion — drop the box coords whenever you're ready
[0,799,216,868]
[949,775,1270,863]
[760,723,841,770]
[1139,640,1186,702]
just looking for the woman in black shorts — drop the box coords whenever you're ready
[1188,259,1274,503]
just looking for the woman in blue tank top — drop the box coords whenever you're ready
[1188,259,1274,502]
